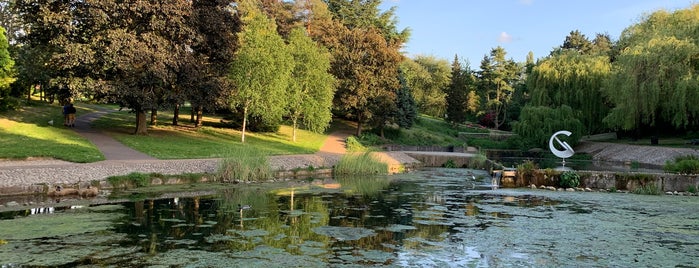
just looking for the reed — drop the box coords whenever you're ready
[334,153,388,175]
[217,147,273,182]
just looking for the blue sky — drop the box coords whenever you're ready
[379,0,696,65]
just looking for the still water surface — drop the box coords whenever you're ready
[0,168,697,267]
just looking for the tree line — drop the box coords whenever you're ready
[0,0,411,141]
[0,1,698,149]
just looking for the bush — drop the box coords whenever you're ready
[559,171,580,188]
[346,136,368,152]
[633,184,662,195]
[443,159,456,168]
[107,172,151,188]
[664,155,699,174]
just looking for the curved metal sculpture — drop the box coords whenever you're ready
[549,130,575,159]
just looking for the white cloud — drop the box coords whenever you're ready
[497,32,513,43]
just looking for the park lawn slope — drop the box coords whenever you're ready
[0,102,104,162]
[91,108,327,159]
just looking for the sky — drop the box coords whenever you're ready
[379,0,696,65]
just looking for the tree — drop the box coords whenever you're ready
[399,55,450,118]
[286,26,335,142]
[561,30,592,54]
[188,0,239,127]
[394,74,417,128]
[604,4,699,135]
[309,0,406,136]
[478,46,519,129]
[527,50,611,134]
[229,0,293,142]
[0,26,14,110]
[513,105,583,149]
[445,55,470,124]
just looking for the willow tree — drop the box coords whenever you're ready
[513,105,583,149]
[603,5,699,133]
[229,0,293,142]
[286,27,335,142]
[527,50,611,134]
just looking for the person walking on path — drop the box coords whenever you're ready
[66,103,77,127]
[62,102,70,126]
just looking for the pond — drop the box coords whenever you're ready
[0,168,697,267]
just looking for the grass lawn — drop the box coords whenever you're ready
[92,107,327,159]
[0,100,328,162]
[0,100,104,162]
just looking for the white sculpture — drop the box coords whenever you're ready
[549,130,575,167]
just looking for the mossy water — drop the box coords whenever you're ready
[0,169,697,267]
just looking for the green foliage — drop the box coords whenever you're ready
[229,0,293,142]
[513,105,583,149]
[664,155,699,174]
[107,172,151,189]
[216,147,273,183]
[517,160,539,178]
[286,27,335,141]
[445,55,473,124]
[688,185,697,194]
[633,184,662,195]
[604,5,699,132]
[477,46,521,129]
[559,171,581,188]
[394,77,418,129]
[443,159,457,168]
[346,136,368,152]
[527,50,611,134]
[334,153,388,175]
[399,56,450,118]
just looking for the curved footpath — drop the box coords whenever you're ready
[0,108,420,195]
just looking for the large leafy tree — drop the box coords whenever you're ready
[528,50,611,134]
[188,0,239,127]
[97,0,196,135]
[286,26,335,142]
[309,0,406,136]
[513,105,583,149]
[477,46,520,129]
[604,4,699,134]
[399,55,450,118]
[229,0,293,142]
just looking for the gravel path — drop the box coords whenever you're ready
[576,141,699,166]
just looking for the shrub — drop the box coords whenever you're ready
[334,153,388,175]
[559,171,580,188]
[688,185,697,194]
[517,160,538,177]
[346,136,368,152]
[443,159,456,168]
[633,184,662,195]
[664,155,699,174]
[107,172,151,188]
[216,147,272,182]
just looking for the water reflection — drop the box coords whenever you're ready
[0,168,697,267]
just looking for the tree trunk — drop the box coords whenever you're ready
[135,109,148,135]
[190,107,195,122]
[150,108,158,126]
[356,114,363,137]
[172,103,180,126]
[195,106,203,127]
[292,117,298,142]
[241,105,248,143]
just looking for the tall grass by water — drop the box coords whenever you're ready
[334,153,388,175]
[217,147,273,182]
